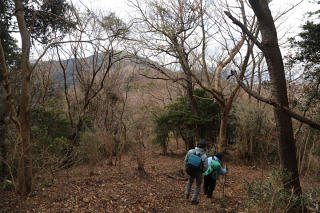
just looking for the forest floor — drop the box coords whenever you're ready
[1,146,320,213]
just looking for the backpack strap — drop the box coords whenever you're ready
[194,150,204,172]
[186,149,196,162]
[194,149,203,157]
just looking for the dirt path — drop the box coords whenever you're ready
[1,151,268,213]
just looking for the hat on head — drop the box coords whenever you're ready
[214,153,222,161]
[197,139,206,148]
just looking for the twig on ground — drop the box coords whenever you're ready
[165,174,188,181]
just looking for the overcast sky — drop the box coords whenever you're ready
[75,0,316,35]
[27,0,317,60]
[76,0,315,20]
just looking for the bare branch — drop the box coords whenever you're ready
[56,47,74,128]
[31,39,99,73]
[224,11,264,50]
[231,70,320,131]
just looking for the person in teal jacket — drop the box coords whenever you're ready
[203,153,228,198]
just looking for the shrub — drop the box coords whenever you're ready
[295,124,320,176]
[243,169,306,212]
[31,107,72,156]
[152,88,221,153]
[233,101,278,165]
[76,130,104,165]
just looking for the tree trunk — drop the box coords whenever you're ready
[217,85,240,154]
[186,74,199,115]
[180,128,195,150]
[18,72,32,195]
[71,118,83,146]
[186,137,195,150]
[218,110,228,153]
[0,119,7,179]
[218,101,234,153]
[249,0,302,200]
[185,73,201,139]
[14,0,33,195]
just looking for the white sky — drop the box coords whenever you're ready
[73,0,132,19]
[75,0,316,23]
[26,0,317,60]
[72,0,317,39]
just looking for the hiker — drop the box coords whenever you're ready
[203,153,228,198]
[184,139,208,205]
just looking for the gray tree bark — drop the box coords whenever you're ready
[225,0,302,204]
[14,0,33,195]
[248,0,301,196]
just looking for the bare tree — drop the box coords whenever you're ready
[0,0,34,195]
[130,0,208,149]
[193,0,256,153]
[130,0,258,152]
[56,11,129,145]
[225,0,304,205]
[92,64,130,166]
[0,0,80,195]
[30,55,57,108]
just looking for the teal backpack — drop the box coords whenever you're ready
[186,151,203,176]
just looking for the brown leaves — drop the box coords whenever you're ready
[0,153,271,212]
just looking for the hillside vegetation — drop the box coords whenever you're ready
[1,0,320,212]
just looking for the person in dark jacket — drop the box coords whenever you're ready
[203,153,228,198]
[184,139,208,205]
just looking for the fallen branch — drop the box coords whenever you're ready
[165,174,188,181]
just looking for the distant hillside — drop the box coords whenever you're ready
[35,52,184,109]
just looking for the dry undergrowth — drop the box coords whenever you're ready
[1,147,318,213]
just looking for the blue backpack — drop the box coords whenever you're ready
[186,151,203,176]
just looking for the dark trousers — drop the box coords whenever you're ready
[203,175,216,198]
